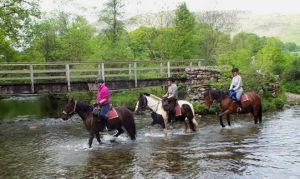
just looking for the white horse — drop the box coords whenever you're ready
[135,93,198,135]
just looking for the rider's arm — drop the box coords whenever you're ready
[167,85,177,98]
[233,76,242,91]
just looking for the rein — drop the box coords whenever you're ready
[63,100,77,115]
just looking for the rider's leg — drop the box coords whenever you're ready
[236,91,243,113]
[99,104,110,129]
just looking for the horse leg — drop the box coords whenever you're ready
[184,120,188,133]
[218,113,225,128]
[226,114,231,126]
[88,133,94,148]
[114,127,124,138]
[95,133,102,144]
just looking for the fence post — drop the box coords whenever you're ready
[160,62,163,77]
[29,64,34,93]
[134,62,137,87]
[101,63,105,81]
[98,64,101,76]
[198,60,201,67]
[65,64,71,92]
[129,63,132,79]
[190,62,193,67]
[167,61,171,77]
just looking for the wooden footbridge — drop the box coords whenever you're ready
[0,60,203,95]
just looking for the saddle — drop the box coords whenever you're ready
[175,103,182,117]
[107,107,118,120]
[92,105,119,120]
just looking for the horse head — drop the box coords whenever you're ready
[62,98,77,120]
[203,89,213,109]
[135,93,149,114]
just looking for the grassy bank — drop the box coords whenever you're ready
[66,87,166,110]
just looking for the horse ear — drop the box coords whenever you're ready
[144,93,150,96]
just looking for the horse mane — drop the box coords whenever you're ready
[149,94,162,101]
[76,100,94,112]
[211,89,228,100]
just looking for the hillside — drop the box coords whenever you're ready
[236,13,300,45]
[126,12,300,45]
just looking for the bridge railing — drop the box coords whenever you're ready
[0,59,203,92]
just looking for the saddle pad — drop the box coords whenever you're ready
[241,94,250,102]
[175,103,182,117]
[108,108,119,120]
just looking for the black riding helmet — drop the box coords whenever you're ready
[231,67,239,73]
[167,77,175,82]
[95,77,104,84]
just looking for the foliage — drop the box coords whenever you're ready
[0,0,40,44]
[99,0,125,44]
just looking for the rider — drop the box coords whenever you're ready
[229,67,243,113]
[162,77,178,123]
[95,77,111,129]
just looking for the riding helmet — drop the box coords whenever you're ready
[167,77,175,82]
[95,77,104,84]
[231,67,239,73]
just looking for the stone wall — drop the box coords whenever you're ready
[185,67,220,102]
[184,67,281,103]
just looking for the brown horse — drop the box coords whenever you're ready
[62,99,136,147]
[203,89,262,127]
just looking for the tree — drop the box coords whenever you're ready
[172,3,197,59]
[256,38,291,76]
[129,27,158,60]
[0,0,40,44]
[99,0,125,44]
[197,10,237,64]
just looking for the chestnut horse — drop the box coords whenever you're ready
[62,99,136,147]
[203,89,262,127]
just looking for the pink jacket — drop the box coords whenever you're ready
[97,83,110,105]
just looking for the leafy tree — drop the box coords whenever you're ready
[232,33,265,55]
[256,38,292,76]
[172,3,197,59]
[99,0,125,44]
[129,27,158,60]
[0,0,40,44]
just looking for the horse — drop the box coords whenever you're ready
[202,89,262,127]
[62,99,136,148]
[135,93,198,135]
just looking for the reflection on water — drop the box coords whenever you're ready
[0,96,300,178]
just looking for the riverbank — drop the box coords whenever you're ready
[286,92,300,105]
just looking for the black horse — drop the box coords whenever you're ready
[62,99,136,147]
[135,93,198,134]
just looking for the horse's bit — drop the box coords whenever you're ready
[62,100,77,115]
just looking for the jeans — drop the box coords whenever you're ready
[235,91,243,101]
[99,103,110,121]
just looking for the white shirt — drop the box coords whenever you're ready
[229,75,243,92]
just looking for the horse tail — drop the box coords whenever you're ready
[126,108,137,140]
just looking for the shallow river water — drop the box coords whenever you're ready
[0,96,300,178]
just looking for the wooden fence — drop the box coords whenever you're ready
[0,60,203,93]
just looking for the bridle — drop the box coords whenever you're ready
[62,100,77,115]
[139,95,160,112]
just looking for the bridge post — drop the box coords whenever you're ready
[129,63,132,79]
[98,64,101,76]
[134,62,137,87]
[160,62,163,77]
[65,64,71,91]
[101,63,105,81]
[167,61,171,77]
[29,64,34,93]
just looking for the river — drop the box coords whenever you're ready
[0,96,299,178]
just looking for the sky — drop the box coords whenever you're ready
[40,0,300,22]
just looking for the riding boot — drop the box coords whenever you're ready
[104,116,111,131]
[236,101,242,113]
